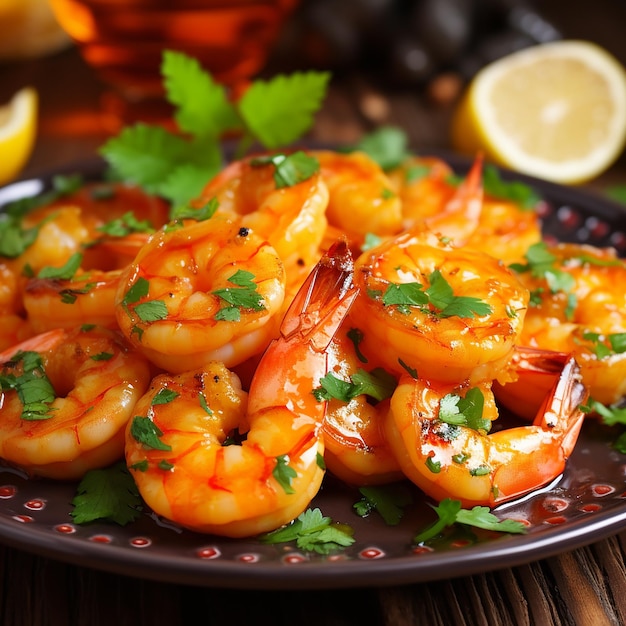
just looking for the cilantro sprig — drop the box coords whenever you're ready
[259,508,355,554]
[0,351,57,420]
[213,269,266,322]
[100,50,330,207]
[414,498,527,543]
[313,367,397,403]
[353,483,413,525]
[377,269,493,319]
[71,462,143,525]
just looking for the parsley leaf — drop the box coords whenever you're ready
[313,368,397,403]
[251,151,320,188]
[438,387,491,433]
[238,72,330,149]
[414,498,526,543]
[353,483,413,525]
[37,252,83,280]
[482,164,540,210]
[100,51,330,206]
[273,455,297,494]
[350,126,410,171]
[71,462,142,525]
[129,416,172,451]
[213,270,265,322]
[259,508,355,554]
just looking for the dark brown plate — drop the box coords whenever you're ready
[0,156,625,590]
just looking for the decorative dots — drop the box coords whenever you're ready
[592,484,615,497]
[557,205,581,229]
[237,553,260,564]
[282,553,307,565]
[11,515,34,523]
[542,497,569,512]
[544,515,567,525]
[89,534,113,544]
[24,499,46,511]
[0,485,17,499]
[412,545,435,555]
[129,537,151,548]
[54,524,76,534]
[580,504,602,513]
[359,547,385,560]
[196,546,221,560]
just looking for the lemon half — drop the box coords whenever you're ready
[451,41,626,184]
[0,87,38,186]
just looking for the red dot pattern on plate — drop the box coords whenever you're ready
[237,553,260,564]
[129,537,151,548]
[592,484,615,497]
[283,553,307,564]
[542,497,569,513]
[359,547,385,560]
[451,539,472,549]
[412,545,435,555]
[0,485,17,499]
[196,546,221,560]
[89,534,112,544]
[580,504,602,513]
[12,515,33,523]
[24,498,45,511]
[54,524,76,534]
[544,516,567,525]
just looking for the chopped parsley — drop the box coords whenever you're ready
[259,508,355,554]
[250,151,320,188]
[0,351,56,420]
[273,454,297,494]
[378,270,492,319]
[414,498,527,543]
[353,483,413,525]
[313,367,397,403]
[438,387,491,433]
[213,269,265,322]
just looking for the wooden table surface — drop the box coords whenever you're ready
[2,5,626,624]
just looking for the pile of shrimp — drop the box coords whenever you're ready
[1,146,622,537]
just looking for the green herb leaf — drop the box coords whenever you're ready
[313,368,397,403]
[350,126,410,171]
[37,252,83,280]
[273,455,297,494]
[71,462,142,525]
[426,270,493,318]
[354,483,413,525]
[129,416,172,451]
[259,507,355,554]
[238,72,331,149]
[414,498,526,543]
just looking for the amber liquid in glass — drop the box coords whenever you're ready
[49,0,296,104]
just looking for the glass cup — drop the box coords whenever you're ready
[48,0,299,126]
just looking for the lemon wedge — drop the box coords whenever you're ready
[0,87,38,186]
[451,41,626,184]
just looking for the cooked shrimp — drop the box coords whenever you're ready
[125,241,358,537]
[0,325,151,480]
[322,321,403,486]
[407,156,541,264]
[351,227,530,384]
[512,241,626,405]
[314,150,403,245]
[387,155,455,224]
[114,212,286,373]
[195,152,329,289]
[23,267,124,333]
[386,350,588,508]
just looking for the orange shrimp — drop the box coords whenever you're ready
[511,241,626,405]
[385,349,588,508]
[351,227,529,384]
[125,241,358,537]
[314,150,403,246]
[0,325,151,480]
[321,320,404,486]
[114,211,286,373]
[194,152,329,290]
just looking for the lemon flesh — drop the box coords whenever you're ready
[451,41,626,184]
[0,88,38,186]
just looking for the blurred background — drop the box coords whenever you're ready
[1,0,626,184]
